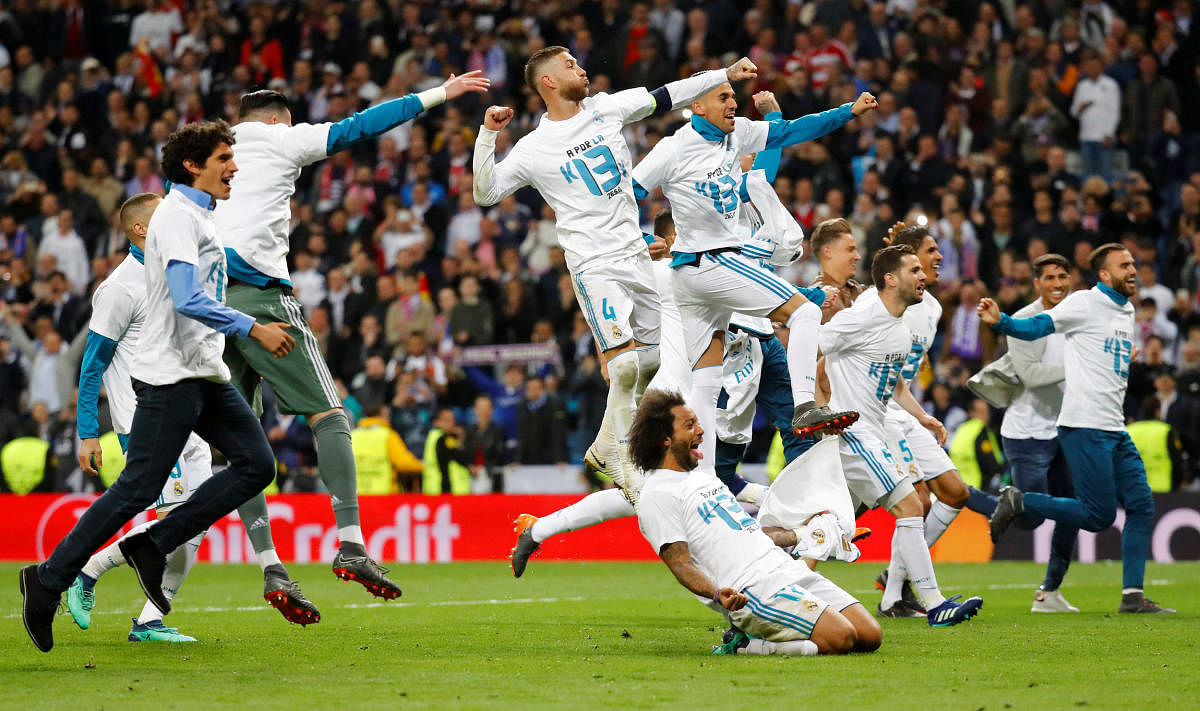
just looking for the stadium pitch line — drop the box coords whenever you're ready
[2,595,588,620]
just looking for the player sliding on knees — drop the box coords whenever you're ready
[473,47,758,507]
[212,71,489,620]
[631,389,881,656]
[629,80,876,469]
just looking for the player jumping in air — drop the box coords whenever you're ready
[473,47,758,504]
[980,243,1174,614]
[213,71,489,620]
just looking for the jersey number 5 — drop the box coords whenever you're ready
[560,145,624,196]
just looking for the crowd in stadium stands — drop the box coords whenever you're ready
[1,0,1199,495]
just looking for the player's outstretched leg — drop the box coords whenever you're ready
[510,490,636,577]
[127,530,203,642]
[988,486,1025,543]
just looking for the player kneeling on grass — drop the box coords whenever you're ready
[631,389,881,656]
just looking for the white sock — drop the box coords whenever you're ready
[881,531,909,610]
[137,533,201,624]
[895,516,945,609]
[530,489,635,543]
[256,548,283,572]
[82,520,156,580]
[785,302,821,405]
[735,482,768,505]
[1122,587,1143,595]
[743,638,819,656]
[633,345,661,407]
[688,365,723,465]
[338,525,365,546]
[605,350,641,488]
[924,498,961,548]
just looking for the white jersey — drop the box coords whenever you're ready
[632,117,772,254]
[473,91,655,274]
[87,253,147,433]
[134,189,232,385]
[1044,285,1134,431]
[216,121,332,282]
[876,288,941,416]
[638,467,792,593]
[820,289,912,437]
[1001,299,1065,440]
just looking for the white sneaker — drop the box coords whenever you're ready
[1031,589,1080,613]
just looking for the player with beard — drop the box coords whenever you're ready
[967,254,1083,613]
[820,245,983,626]
[981,244,1174,613]
[630,389,881,656]
[474,47,758,505]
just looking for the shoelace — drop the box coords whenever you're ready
[80,589,95,610]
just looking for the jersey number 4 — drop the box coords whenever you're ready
[560,145,624,196]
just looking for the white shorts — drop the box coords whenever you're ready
[672,251,798,365]
[884,408,956,482]
[839,427,914,510]
[729,560,858,642]
[155,433,214,510]
[571,252,661,352]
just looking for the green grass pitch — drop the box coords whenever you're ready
[1,561,1198,710]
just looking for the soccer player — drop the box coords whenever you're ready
[980,243,1175,613]
[21,121,295,652]
[875,224,972,616]
[630,389,881,656]
[630,82,874,467]
[473,47,759,502]
[808,217,867,323]
[967,254,1081,612]
[821,245,983,626]
[63,193,215,642]
[214,72,488,612]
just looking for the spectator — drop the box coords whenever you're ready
[421,408,472,495]
[465,395,507,493]
[351,403,423,494]
[947,398,1007,491]
[449,274,494,346]
[1071,49,1121,180]
[516,375,567,466]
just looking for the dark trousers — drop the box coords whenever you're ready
[1004,436,1078,591]
[38,378,275,591]
[1024,427,1154,589]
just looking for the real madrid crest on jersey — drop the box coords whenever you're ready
[174,480,184,497]
[612,324,623,341]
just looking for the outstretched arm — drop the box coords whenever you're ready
[757,92,878,151]
[659,541,748,611]
[640,57,758,120]
[326,71,490,155]
[978,297,1056,341]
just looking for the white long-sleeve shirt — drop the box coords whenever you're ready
[1071,74,1121,142]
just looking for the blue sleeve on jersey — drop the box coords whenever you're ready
[165,260,256,337]
[763,103,854,150]
[642,233,656,245]
[994,312,1055,340]
[633,179,649,202]
[326,94,425,155]
[798,285,826,306]
[77,331,117,439]
[751,111,783,183]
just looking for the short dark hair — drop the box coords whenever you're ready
[628,389,687,473]
[161,120,236,186]
[888,223,931,252]
[524,45,568,94]
[653,208,674,238]
[810,218,852,258]
[239,90,291,118]
[871,244,916,290]
[1033,253,1071,277]
[119,192,161,236]
[1088,242,1128,274]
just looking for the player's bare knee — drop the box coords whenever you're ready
[914,481,932,515]
[812,610,856,655]
[890,492,924,519]
[840,604,882,652]
[308,408,341,425]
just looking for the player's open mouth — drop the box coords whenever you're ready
[691,438,703,460]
